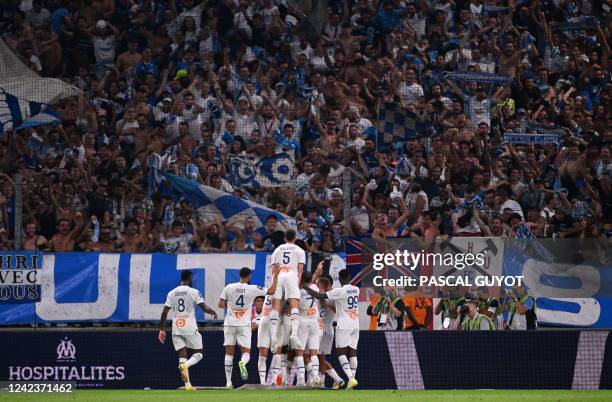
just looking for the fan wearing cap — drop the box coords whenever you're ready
[233,95,258,139]
[89,19,119,78]
[457,293,495,331]
[153,96,176,125]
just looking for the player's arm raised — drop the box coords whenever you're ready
[266,265,281,295]
[311,261,324,282]
[158,306,171,344]
[297,262,304,285]
[297,248,306,284]
[303,284,329,300]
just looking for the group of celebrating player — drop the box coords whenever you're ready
[158,230,360,390]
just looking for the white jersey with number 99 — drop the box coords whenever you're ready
[327,284,360,330]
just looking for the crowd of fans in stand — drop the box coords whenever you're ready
[0,0,610,254]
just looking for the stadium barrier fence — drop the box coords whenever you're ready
[0,330,610,390]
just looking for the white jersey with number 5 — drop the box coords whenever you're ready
[220,282,268,326]
[259,295,273,324]
[164,285,204,335]
[271,243,305,274]
[326,284,360,330]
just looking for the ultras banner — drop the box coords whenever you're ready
[0,252,345,324]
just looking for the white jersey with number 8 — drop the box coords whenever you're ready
[271,243,306,275]
[164,285,204,335]
[326,284,360,330]
[220,282,268,326]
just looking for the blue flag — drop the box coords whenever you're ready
[229,153,294,189]
[162,172,291,229]
[377,103,428,147]
[0,87,59,134]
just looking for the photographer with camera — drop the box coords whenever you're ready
[502,285,537,330]
[457,293,495,331]
[434,288,465,330]
[367,287,405,330]
[477,286,502,329]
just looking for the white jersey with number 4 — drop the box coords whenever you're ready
[271,243,305,275]
[220,282,268,326]
[164,285,203,335]
[327,284,360,330]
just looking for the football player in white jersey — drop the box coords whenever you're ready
[255,295,284,385]
[158,270,219,390]
[315,274,345,389]
[219,265,280,388]
[303,269,360,389]
[268,302,292,386]
[269,230,306,351]
[294,270,321,386]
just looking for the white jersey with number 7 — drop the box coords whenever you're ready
[326,284,360,330]
[271,243,305,274]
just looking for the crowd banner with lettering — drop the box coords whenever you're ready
[502,133,561,146]
[525,122,568,136]
[442,72,513,85]
[0,252,344,325]
[1,241,611,328]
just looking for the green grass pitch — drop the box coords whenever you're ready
[2,390,612,402]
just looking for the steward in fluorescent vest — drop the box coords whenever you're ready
[459,293,495,331]
[476,286,501,329]
[502,285,537,330]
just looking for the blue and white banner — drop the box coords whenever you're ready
[15,110,61,131]
[502,241,612,328]
[502,133,560,146]
[443,72,513,85]
[229,153,294,188]
[0,88,59,134]
[0,252,345,324]
[555,17,598,32]
[163,172,293,230]
[377,103,429,146]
